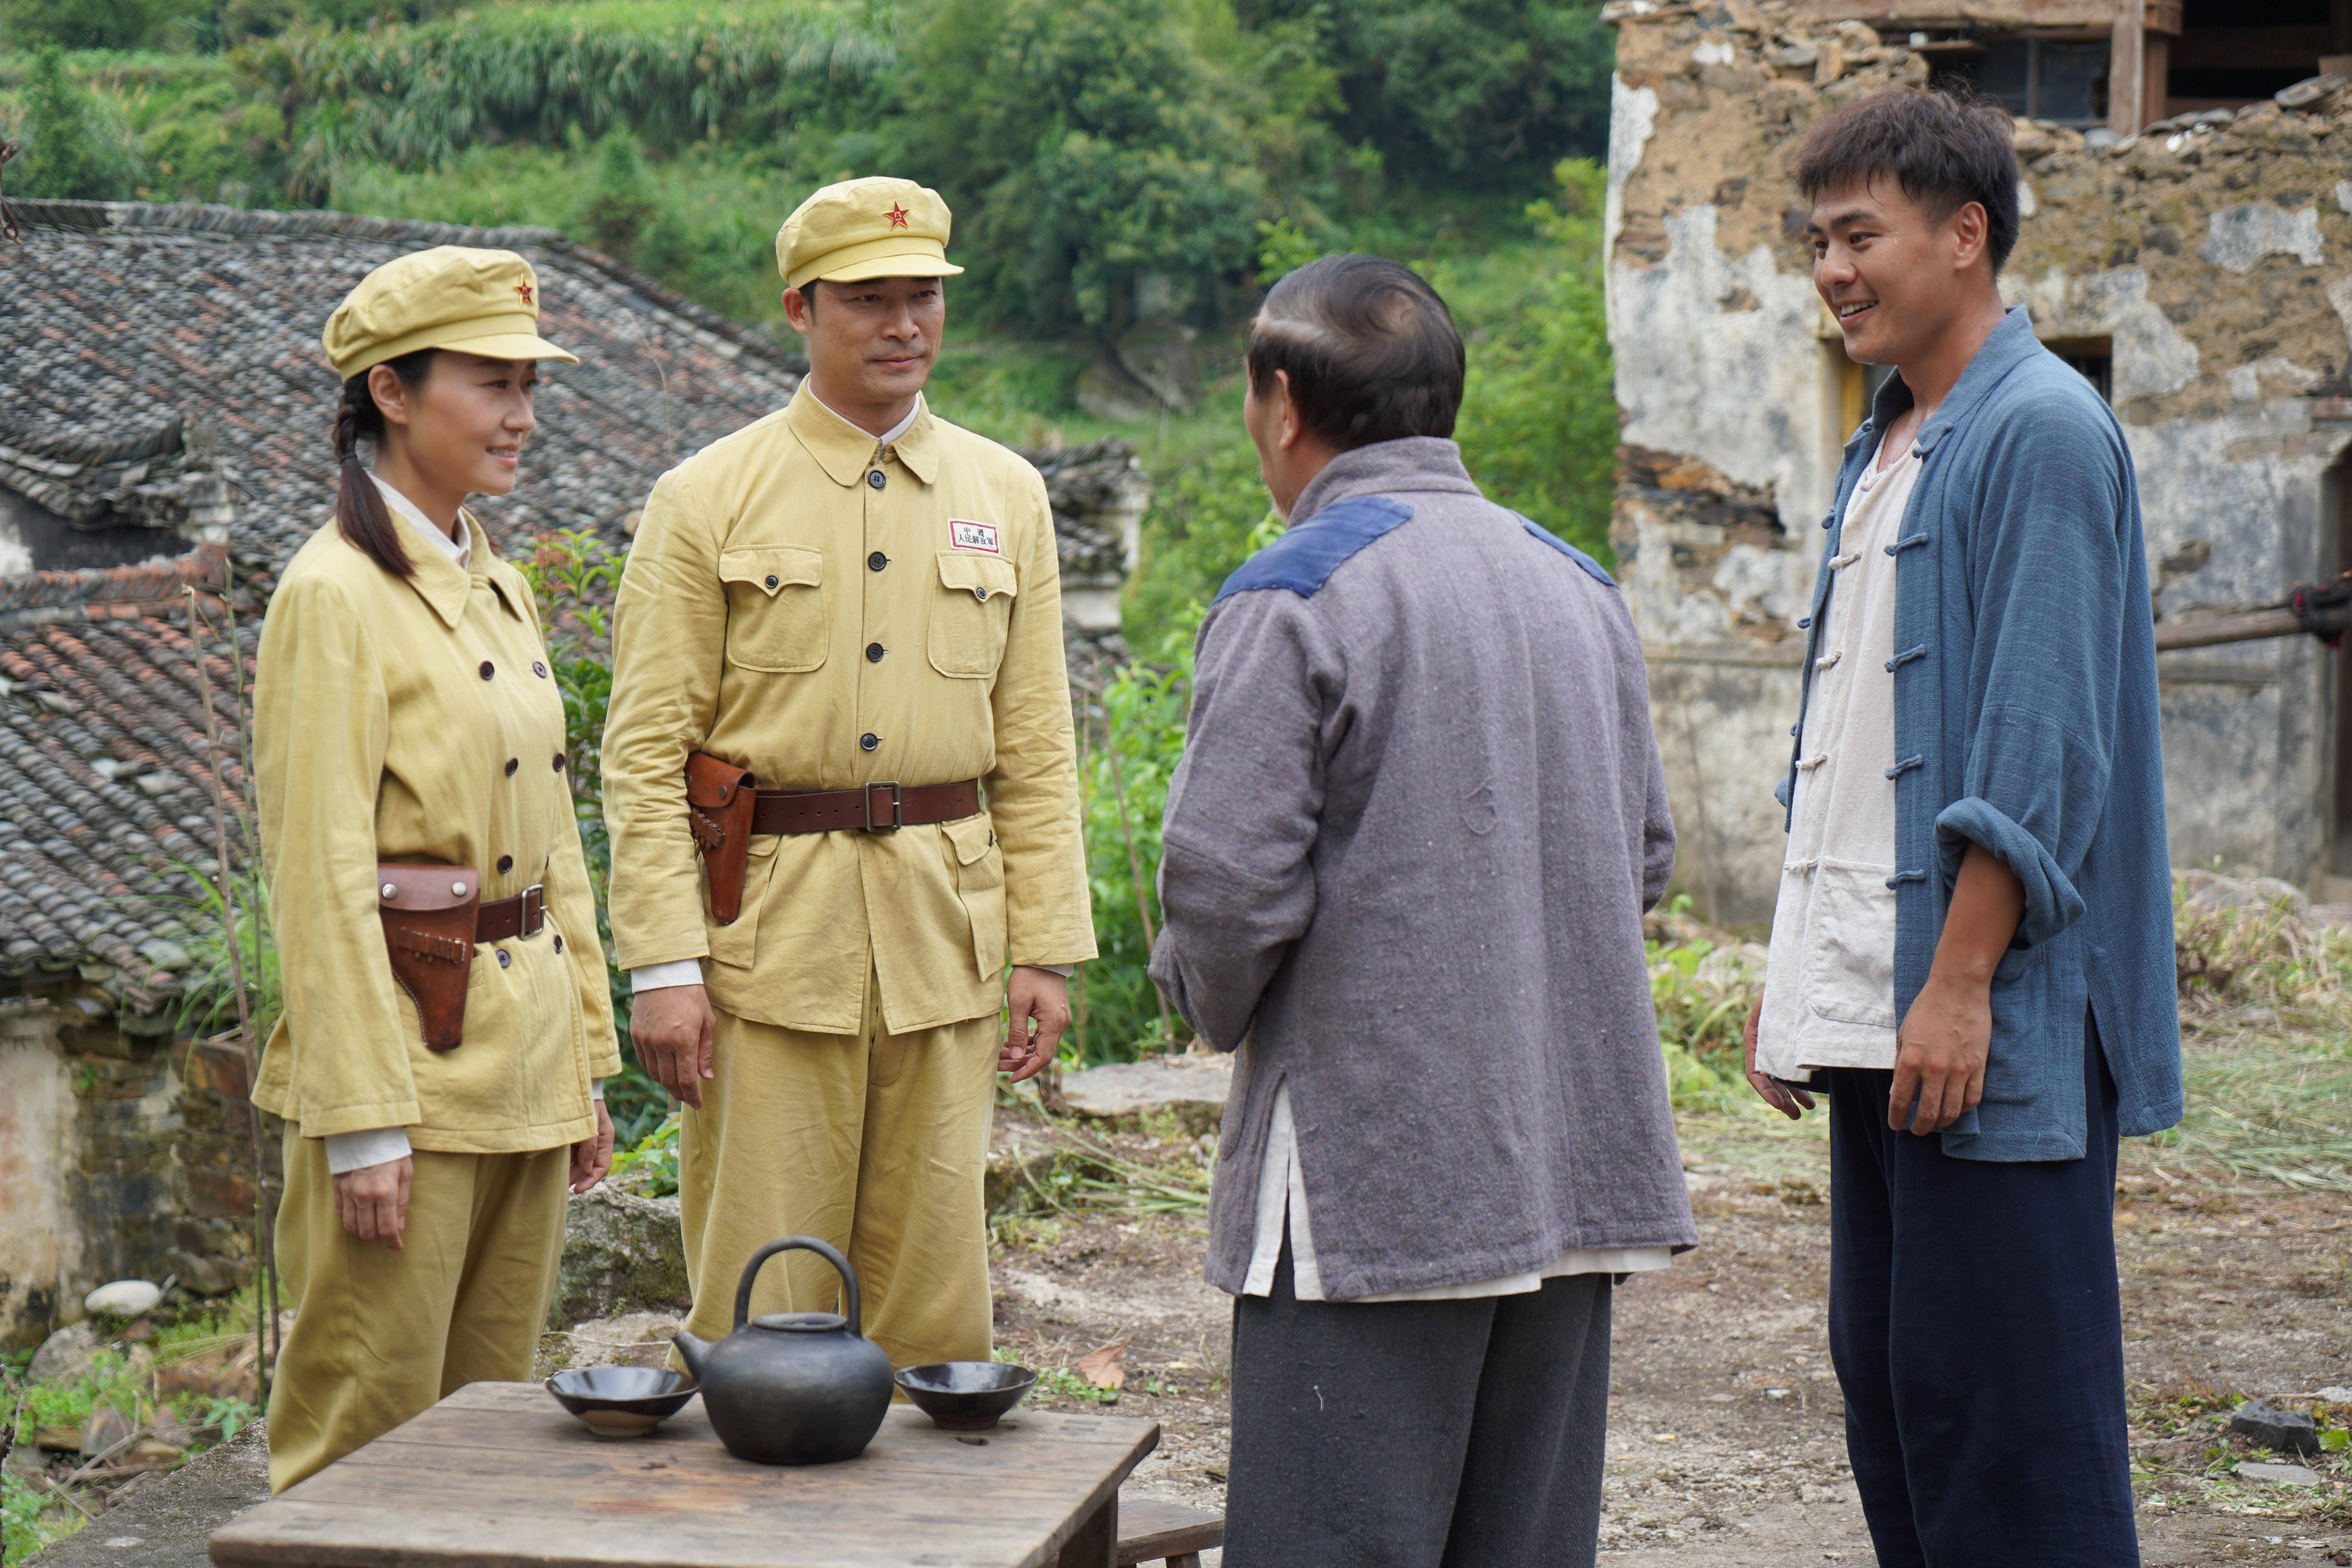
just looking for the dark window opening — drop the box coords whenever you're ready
[2043,337,2114,403]
[1959,36,2112,124]
[2169,0,2346,113]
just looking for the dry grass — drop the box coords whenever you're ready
[2159,873,2352,1191]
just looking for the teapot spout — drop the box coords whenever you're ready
[672,1329,713,1383]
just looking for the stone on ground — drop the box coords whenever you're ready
[27,1322,101,1386]
[2238,1460,2324,1487]
[549,1187,690,1330]
[83,1281,162,1319]
[2229,1398,2320,1455]
[1058,1054,1231,1135]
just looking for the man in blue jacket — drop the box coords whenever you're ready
[1152,256,1694,1566]
[1741,89,2182,1565]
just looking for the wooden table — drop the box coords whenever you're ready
[209,1383,1161,1568]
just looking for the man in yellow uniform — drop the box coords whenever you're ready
[603,177,1094,1370]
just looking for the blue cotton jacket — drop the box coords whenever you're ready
[1779,309,2182,1160]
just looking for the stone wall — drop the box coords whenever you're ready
[1605,0,2352,921]
[0,984,269,1349]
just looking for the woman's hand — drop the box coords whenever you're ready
[334,1156,413,1250]
[571,1099,615,1194]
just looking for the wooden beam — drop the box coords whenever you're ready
[2110,0,2148,134]
[2155,601,2352,651]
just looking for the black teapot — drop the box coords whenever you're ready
[672,1236,893,1465]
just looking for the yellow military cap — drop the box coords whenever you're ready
[776,176,965,289]
[322,246,578,381]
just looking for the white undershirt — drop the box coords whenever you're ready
[1237,1083,1673,1302]
[1753,437,1924,1082]
[324,474,599,1176]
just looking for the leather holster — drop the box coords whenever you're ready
[377,864,481,1050]
[686,752,758,925]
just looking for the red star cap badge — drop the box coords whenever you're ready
[885,203,911,230]
[515,280,535,306]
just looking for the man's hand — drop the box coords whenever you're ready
[1889,971,1989,1133]
[571,1098,615,1194]
[633,982,718,1109]
[1001,967,1070,1083]
[1742,988,1815,1119]
[333,1156,412,1250]
[1889,841,2024,1134]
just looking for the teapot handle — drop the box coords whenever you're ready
[734,1236,864,1337]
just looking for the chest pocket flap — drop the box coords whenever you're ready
[719,545,827,673]
[928,552,1019,679]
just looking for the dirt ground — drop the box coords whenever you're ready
[996,1110,2352,1566]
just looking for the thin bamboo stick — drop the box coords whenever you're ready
[185,590,273,1411]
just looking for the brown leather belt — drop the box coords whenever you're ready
[750,780,983,835]
[476,884,546,943]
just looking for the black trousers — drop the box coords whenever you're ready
[1224,1238,1613,1568]
[1822,1015,2139,1568]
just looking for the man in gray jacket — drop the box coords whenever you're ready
[1149,255,1695,1568]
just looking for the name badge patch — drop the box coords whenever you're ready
[949,519,1000,555]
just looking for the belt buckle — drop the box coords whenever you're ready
[862,781,902,833]
[523,884,545,933]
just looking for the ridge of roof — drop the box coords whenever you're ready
[13,197,563,249]
[13,199,806,372]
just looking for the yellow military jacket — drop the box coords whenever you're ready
[252,514,623,1148]
[603,387,1096,1036]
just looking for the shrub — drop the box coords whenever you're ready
[1448,157,1617,561]
[892,0,1274,335]
[6,47,139,199]
[1240,0,1614,190]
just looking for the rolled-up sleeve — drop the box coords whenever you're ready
[1147,593,1338,1053]
[1931,406,2125,947]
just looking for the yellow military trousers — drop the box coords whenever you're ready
[675,980,996,1376]
[266,1130,570,1493]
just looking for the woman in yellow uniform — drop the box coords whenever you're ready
[252,247,623,1493]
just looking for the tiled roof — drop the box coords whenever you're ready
[0,200,1139,1011]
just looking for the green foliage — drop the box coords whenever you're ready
[1121,440,1275,649]
[576,129,658,262]
[1446,158,1617,561]
[894,0,1287,334]
[5,45,138,198]
[1242,0,1613,188]
[4,1297,265,1567]
[260,0,899,199]
[1253,214,1323,281]
[0,0,195,51]
[994,1345,1122,1404]
[514,528,668,1143]
[610,1109,681,1198]
[1646,928,1764,1116]
[174,867,281,1043]
[1070,639,1194,1063]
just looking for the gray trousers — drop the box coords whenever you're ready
[1224,1238,1612,1568]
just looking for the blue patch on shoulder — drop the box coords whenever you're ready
[1519,516,1615,586]
[1214,496,1415,604]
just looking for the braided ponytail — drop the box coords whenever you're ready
[330,350,436,579]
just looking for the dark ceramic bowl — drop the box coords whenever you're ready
[896,1362,1039,1432]
[546,1366,699,1438]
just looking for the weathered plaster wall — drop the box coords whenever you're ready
[1605,0,2352,919]
[0,985,267,1348]
[0,1004,79,1343]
